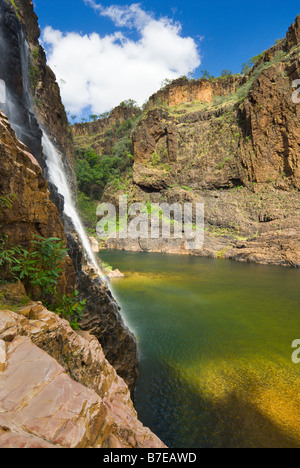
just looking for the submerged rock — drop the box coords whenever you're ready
[108,269,125,279]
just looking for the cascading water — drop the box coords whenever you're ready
[42,133,102,276]
[0,0,139,394]
[0,0,102,277]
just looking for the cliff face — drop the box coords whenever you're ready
[74,16,300,268]
[0,283,165,448]
[72,105,140,157]
[0,0,43,164]
[0,109,76,294]
[0,0,139,392]
[132,20,300,192]
[13,0,74,170]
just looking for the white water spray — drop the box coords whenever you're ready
[42,133,103,277]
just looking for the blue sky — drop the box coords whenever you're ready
[33,0,299,117]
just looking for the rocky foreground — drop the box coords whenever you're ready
[0,0,164,448]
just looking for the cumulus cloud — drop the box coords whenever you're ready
[42,2,201,115]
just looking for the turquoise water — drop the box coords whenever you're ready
[100,250,300,448]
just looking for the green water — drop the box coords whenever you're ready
[100,250,300,448]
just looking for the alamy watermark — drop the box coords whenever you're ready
[96,196,205,250]
[292,79,300,104]
[292,340,300,364]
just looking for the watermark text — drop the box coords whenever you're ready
[96,196,205,250]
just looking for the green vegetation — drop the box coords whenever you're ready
[116,115,140,135]
[216,157,231,170]
[0,194,16,212]
[241,51,266,74]
[10,0,21,21]
[9,236,68,300]
[211,51,289,110]
[28,64,39,91]
[73,109,142,232]
[120,99,139,109]
[32,47,39,60]
[200,70,215,80]
[51,290,86,330]
[77,192,98,234]
[76,140,134,200]
[0,222,85,329]
[220,69,233,78]
[216,247,230,259]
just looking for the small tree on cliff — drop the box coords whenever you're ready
[89,114,98,122]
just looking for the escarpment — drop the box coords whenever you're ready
[72,105,141,158]
[73,15,300,268]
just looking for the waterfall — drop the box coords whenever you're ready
[42,133,102,276]
[0,1,102,277]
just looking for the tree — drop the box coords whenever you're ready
[89,114,98,122]
[98,111,111,119]
[119,99,139,109]
[200,70,214,80]
[221,69,233,78]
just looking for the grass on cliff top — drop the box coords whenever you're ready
[152,50,292,118]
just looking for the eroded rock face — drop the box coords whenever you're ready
[77,270,138,393]
[12,0,75,172]
[238,59,300,189]
[71,105,140,157]
[0,109,76,292]
[0,300,166,449]
[65,232,138,393]
[147,76,245,108]
[100,17,300,267]
[0,0,43,165]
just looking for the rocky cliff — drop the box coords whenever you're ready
[0,283,165,448]
[73,16,300,268]
[0,108,76,294]
[72,105,140,157]
[0,0,139,392]
[0,0,166,448]
[12,0,74,171]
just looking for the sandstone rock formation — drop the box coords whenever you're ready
[0,0,139,392]
[73,16,300,268]
[147,75,245,108]
[0,108,76,293]
[12,0,75,170]
[0,287,165,448]
[71,105,140,157]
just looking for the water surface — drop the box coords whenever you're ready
[100,250,300,448]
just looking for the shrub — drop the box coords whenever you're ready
[0,233,85,329]
[119,99,139,109]
[77,191,97,233]
[76,142,134,200]
[53,290,86,330]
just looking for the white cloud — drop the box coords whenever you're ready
[42,2,201,115]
